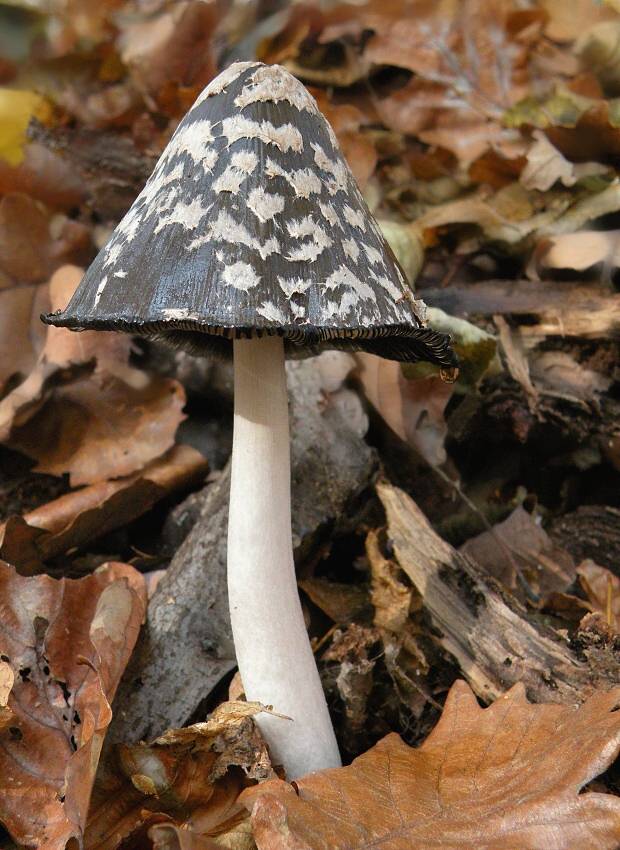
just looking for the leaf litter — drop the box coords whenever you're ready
[0,0,620,848]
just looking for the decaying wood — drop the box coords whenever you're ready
[28,120,156,220]
[107,358,377,745]
[425,280,620,341]
[377,481,613,705]
[550,506,620,573]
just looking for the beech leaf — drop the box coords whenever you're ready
[86,701,275,850]
[0,559,147,850]
[244,680,620,850]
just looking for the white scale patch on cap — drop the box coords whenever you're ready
[363,242,386,268]
[290,301,306,321]
[318,201,339,227]
[163,307,194,319]
[286,216,332,262]
[93,275,108,308]
[155,197,209,234]
[277,276,314,298]
[234,64,319,114]
[265,158,322,198]
[247,187,286,222]
[343,205,366,231]
[202,209,280,258]
[115,210,141,243]
[222,115,303,153]
[194,61,260,107]
[342,238,360,261]
[164,120,216,171]
[311,142,348,193]
[373,273,403,302]
[257,300,288,323]
[212,150,259,194]
[222,260,261,291]
[103,242,123,268]
[324,266,377,303]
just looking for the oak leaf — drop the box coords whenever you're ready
[244,680,620,850]
[0,559,147,849]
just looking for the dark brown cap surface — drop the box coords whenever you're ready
[43,62,456,366]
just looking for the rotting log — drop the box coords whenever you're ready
[107,358,377,745]
[424,279,620,342]
[377,480,615,705]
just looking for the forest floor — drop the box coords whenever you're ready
[0,1,620,848]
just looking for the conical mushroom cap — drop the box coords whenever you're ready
[43,62,455,366]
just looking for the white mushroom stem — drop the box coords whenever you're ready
[228,335,341,779]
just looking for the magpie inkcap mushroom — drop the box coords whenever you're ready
[42,61,456,368]
[42,61,457,780]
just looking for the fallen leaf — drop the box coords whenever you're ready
[461,505,575,594]
[0,265,186,484]
[378,220,425,285]
[576,19,620,94]
[0,142,86,210]
[322,625,381,751]
[119,1,218,112]
[244,680,620,850]
[577,559,620,633]
[312,91,377,188]
[533,230,620,272]
[494,314,538,407]
[9,370,186,486]
[0,89,51,166]
[0,444,208,573]
[85,701,275,850]
[356,353,454,467]
[0,283,49,394]
[540,0,617,42]
[520,130,579,191]
[529,350,611,402]
[367,529,413,634]
[299,577,371,624]
[0,661,14,730]
[424,307,498,387]
[0,559,147,850]
[0,195,91,287]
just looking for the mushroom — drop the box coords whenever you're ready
[43,62,457,779]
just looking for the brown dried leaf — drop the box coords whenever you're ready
[367,530,413,634]
[0,283,49,395]
[312,92,377,189]
[9,370,186,486]
[356,353,453,467]
[300,577,370,624]
[520,130,579,191]
[577,560,620,633]
[0,194,91,287]
[460,505,575,595]
[0,142,86,211]
[0,661,14,730]
[534,230,620,272]
[0,265,128,440]
[0,265,186,484]
[244,681,620,850]
[119,1,218,112]
[0,559,147,850]
[86,702,275,850]
[0,445,208,572]
[540,0,617,42]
